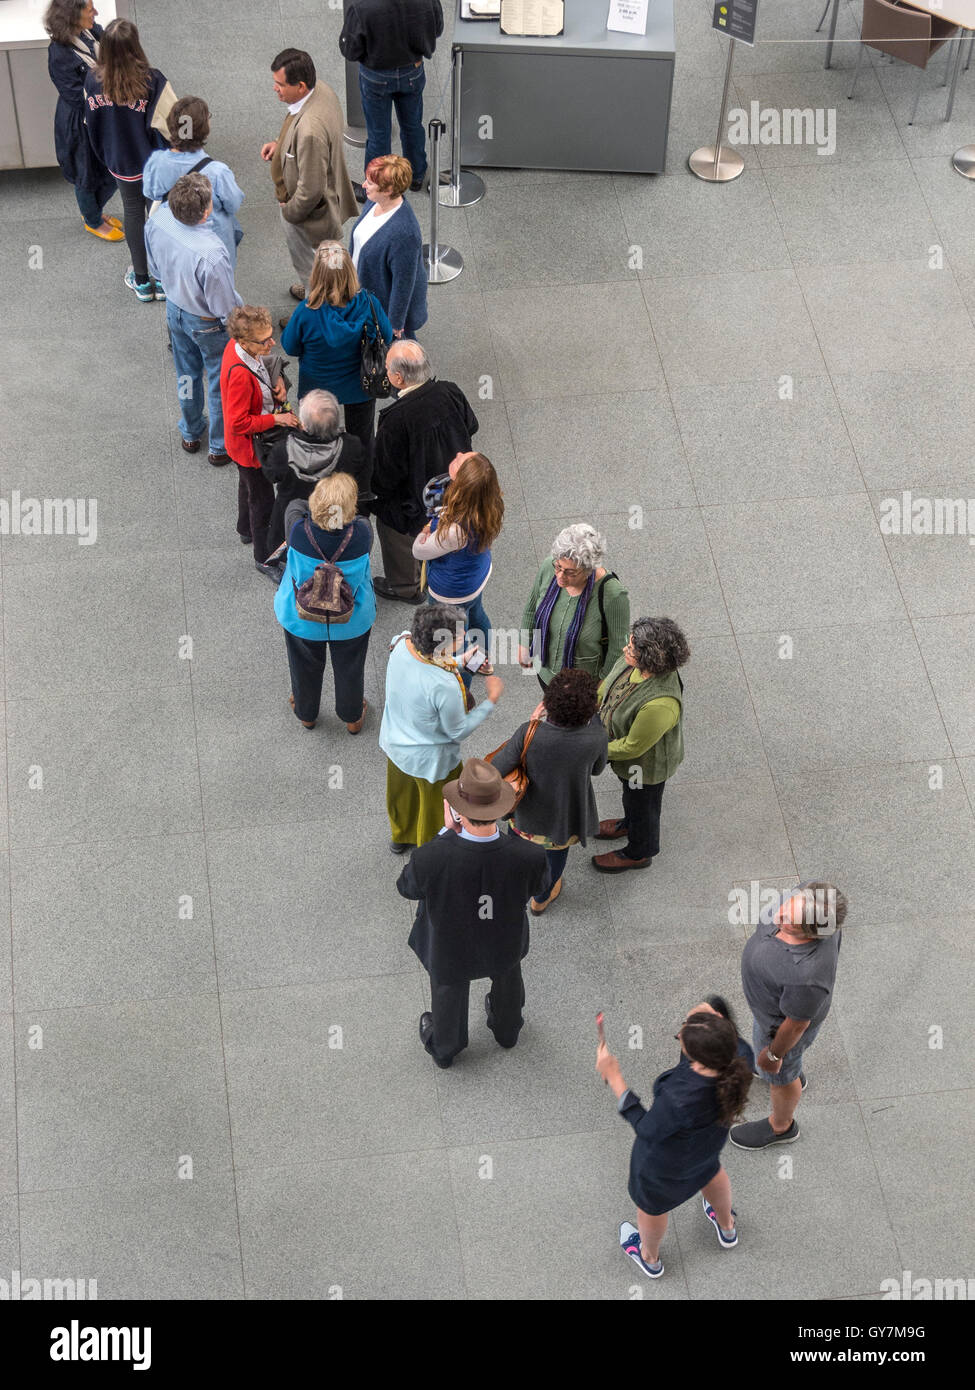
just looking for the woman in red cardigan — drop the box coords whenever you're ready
[220,304,298,573]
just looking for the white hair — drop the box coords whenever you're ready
[299,389,341,439]
[387,339,431,387]
[551,523,606,571]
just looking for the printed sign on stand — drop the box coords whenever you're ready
[712,0,758,47]
[608,0,650,35]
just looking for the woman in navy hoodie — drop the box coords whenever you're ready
[349,155,427,340]
[83,18,168,302]
[281,242,392,454]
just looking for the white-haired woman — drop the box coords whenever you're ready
[280,241,393,453]
[519,524,629,689]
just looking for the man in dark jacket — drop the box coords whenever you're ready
[340,0,444,196]
[262,389,371,551]
[396,758,547,1069]
[372,340,478,601]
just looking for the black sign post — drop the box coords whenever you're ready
[689,1,760,182]
[712,0,757,47]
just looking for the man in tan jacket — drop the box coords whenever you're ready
[259,48,358,310]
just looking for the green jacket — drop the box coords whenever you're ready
[521,559,630,686]
[598,659,684,786]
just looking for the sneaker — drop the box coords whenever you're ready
[151,278,166,302]
[619,1221,663,1279]
[729,1118,800,1150]
[352,181,368,204]
[702,1196,738,1248]
[123,267,155,303]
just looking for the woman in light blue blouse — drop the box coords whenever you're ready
[143,96,243,266]
[379,603,504,853]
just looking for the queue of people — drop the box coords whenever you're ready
[43,3,852,1287]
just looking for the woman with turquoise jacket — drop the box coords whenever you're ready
[274,472,376,733]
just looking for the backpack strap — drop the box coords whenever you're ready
[161,155,212,203]
[302,518,354,562]
[597,571,618,650]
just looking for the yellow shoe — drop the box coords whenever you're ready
[85,221,125,242]
[107,216,123,230]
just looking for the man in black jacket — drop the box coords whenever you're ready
[371,339,478,601]
[340,0,444,196]
[397,759,548,1068]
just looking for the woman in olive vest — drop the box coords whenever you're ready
[592,617,689,874]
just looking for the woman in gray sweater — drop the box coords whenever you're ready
[489,669,608,915]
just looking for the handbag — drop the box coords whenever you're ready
[484,719,540,810]
[359,293,392,399]
[292,520,356,624]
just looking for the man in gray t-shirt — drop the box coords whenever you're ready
[731,880,848,1151]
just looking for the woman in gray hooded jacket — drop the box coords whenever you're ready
[262,389,373,552]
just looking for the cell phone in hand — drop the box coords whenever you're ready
[464,645,487,673]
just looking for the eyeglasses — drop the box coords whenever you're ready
[553,562,585,578]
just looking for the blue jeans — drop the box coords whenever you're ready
[75,179,116,229]
[359,63,427,183]
[427,590,492,693]
[166,302,229,452]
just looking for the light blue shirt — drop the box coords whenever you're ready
[144,205,242,320]
[379,635,497,782]
[142,148,244,266]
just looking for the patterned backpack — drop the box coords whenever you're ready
[293,520,355,624]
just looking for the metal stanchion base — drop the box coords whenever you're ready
[343,124,367,147]
[438,171,486,207]
[423,244,464,283]
[952,144,975,177]
[688,144,745,182]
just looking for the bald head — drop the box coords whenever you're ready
[386,339,431,387]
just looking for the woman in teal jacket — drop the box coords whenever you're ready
[274,472,376,732]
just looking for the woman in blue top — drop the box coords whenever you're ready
[44,0,123,242]
[280,242,393,455]
[274,472,376,733]
[142,96,244,267]
[597,999,754,1280]
[349,155,427,340]
[82,18,169,301]
[413,452,504,692]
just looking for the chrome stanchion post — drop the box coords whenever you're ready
[688,38,745,183]
[423,119,463,283]
[439,45,485,208]
[342,0,367,145]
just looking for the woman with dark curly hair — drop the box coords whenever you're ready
[596,999,753,1280]
[44,0,123,242]
[592,616,689,875]
[488,669,607,915]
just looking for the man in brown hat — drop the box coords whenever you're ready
[396,758,548,1068]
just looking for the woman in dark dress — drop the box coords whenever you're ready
[596,1000,754,1279]
[44,0,122,241]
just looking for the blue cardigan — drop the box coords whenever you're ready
[280,288,392,404]
[274,516,377,641]
[351,200,428,337]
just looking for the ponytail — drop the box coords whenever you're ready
[715,1055,753,1128]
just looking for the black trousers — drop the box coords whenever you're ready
[115,176,150,281]
[284,627,370,724]
[237,465,274,562]
[619,777,666,861]
[343,399,376,456]
[426,962,525,1066]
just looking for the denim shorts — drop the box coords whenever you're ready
[752,1017,822,1086]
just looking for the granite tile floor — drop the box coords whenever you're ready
[0,0,972,1299]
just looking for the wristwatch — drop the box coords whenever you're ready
[766,1048,781,1063]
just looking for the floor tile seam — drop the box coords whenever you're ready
[0,519,23,1273]
[170,447,248,1298]
[853,1094,910,1272]
[901,601,975,771]
[764,752,974,785]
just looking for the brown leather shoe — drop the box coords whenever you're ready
[595,819,627,840]
[591,851,652,874]
[530,876,563,915]
[346,699,367,734]
[181,437,201,453]
[288,693,316,729]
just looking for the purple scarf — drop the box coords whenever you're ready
[531,568,596,671]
